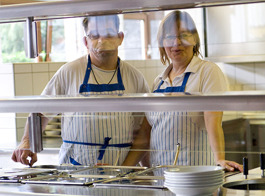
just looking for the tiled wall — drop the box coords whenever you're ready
[13,60,265,94]
[125,59,166,89]
[12,62,64,142]
[217,62,265,91]
[13,62,64,96]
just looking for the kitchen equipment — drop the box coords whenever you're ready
[173,143,180,166]
[18,164,157,188]
[92,165,168,189]
[114,149,121,166]
[223,178,265,190]
[243,157,248,179]
[0,167,57,183]
[28,113,43,153]
[32,164,91,172]
[44,130,61,136]
[261,153,265,178]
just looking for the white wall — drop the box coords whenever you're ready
[0,63,16,149]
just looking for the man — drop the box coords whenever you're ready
[12,15,149,166]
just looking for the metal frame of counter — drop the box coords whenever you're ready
[1,0,265,22]
[0,91,265,113]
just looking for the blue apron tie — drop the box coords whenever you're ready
[98,137,112,160]
[63,138,132,161]
[153,72,191,93]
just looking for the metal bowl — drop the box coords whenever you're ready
[223,178,265,190]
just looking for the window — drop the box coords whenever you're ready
[0,22,33,63]
[0,9,203,63]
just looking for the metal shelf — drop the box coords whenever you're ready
[0,0,265,22]
[1,92,265,113]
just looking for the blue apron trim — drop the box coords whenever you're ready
[79,83,124,93]
[63,137,132,161]
[79,55,125,93]
[70,157,81,165]
[153,72,191,93]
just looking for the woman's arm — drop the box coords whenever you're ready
[204,111,243,172]
[122,117,151,166]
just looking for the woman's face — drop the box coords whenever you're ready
[163,21,196,65]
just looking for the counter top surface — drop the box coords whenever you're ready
[0,167,264,196]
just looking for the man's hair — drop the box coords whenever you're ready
[82,15,120,33]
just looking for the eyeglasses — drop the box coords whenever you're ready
[86,30,119,40]
[163,33,193,46]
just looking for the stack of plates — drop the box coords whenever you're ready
[164,166,224,196]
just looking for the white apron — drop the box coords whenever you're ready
[59,55,134,165]
[148,72,214,166]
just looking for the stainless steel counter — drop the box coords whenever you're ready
[0,167,264,196]
[0,184,173,196]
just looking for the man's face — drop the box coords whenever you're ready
[84,17,123,57]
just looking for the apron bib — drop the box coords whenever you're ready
[59,55,133,165]
[149,72,214,167]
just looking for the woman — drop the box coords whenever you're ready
[123,10,242,172]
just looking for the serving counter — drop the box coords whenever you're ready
[0,92,265,195]
[0,166,264,196]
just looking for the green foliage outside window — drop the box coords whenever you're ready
[0,22,33,63]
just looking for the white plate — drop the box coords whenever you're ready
[164,176,223,184]
[164,166,224,176]
[164,180,223,188]
[164,172,223,179]
[166,184,221,196]
[44,130,61,136]
[165,175,224,182]
[45,124,59,129]
[164,178,223,186]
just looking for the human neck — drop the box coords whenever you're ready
[169,65,186,84]
[90,52,118,70]
[169,58,191,83]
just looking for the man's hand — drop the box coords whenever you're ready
[11,141,37,167]
[216,159,243,172]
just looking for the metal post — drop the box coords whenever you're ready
[24,17,38,58]
[28,113,43,153]
[202,8,208,58]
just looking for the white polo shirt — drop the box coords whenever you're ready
[152,56,228,93]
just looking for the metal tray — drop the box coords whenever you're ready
[0,168,57,181]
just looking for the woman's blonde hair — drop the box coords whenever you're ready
[157,10,201,65]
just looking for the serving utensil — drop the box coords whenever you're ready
[114,149,121,166]
[173,143,180,166]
